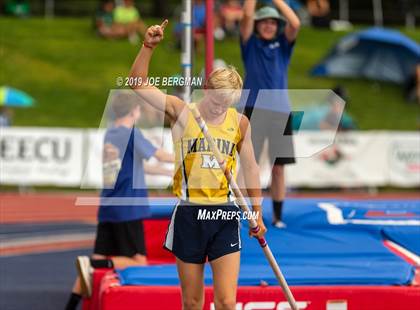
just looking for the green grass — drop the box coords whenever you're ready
[1,17,419,129]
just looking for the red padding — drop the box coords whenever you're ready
[98,274,420,310]
[143,219,175,262]
[83,219,174,310]
[82,268,109,310]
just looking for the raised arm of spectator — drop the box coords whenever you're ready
[240,0,257,43]
[273,0,301,42]
[129,20,185,123]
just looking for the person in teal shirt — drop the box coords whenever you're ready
[94,0,146,43]
[292,86,356,131]
[5,0,30,17]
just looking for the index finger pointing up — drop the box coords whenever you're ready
[160,19,168,30]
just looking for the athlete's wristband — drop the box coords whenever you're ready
[143,42,154,49]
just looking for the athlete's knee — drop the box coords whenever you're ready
[132,254,147,265]
[91,254,106,260]
[214,297,236,310]
[272,165,284,178]
[182,296,203,310]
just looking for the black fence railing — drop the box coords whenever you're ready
[2,0,420,26]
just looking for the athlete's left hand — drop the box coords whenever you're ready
[249,213,267,239]
[144,19,168,48]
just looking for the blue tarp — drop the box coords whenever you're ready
[117,198,419,286]
[282,198,420,255]
[311,27,420,84]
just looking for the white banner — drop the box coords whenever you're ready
[80,129,105,189]
[0,127,84,186]
[1,128,418,188]
[283,131,389,187]
[387,132,420,187]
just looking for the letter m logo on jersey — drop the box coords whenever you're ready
[201,154,220,169]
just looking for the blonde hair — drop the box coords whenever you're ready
[205,66,243,104]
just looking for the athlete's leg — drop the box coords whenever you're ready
[271,164,286,223]
[69,252,144,303]
[176,258,205,310]
[92,253,107,260]
[210,252,240,310]
[268,111,295,224]
[70,254,106,296]
[110,254,147,268]
[271,164,286,201]
[68,224,115,305]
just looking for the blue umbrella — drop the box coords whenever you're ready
[0,86,35,107]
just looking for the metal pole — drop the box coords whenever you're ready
[205,0,214,79]
[339,0,349,22]
[181,0,193,103]
[45,0,54,18]
[373,0,383,27]
[403,0,415,29]
[405,12,415,29]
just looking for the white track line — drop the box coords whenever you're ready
[0,232,95,248]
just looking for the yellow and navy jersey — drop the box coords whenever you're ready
[173,104,241,204]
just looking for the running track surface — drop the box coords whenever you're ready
[2,192,418,224]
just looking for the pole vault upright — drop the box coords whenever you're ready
[205,0,214,79]
[181,0,193,102]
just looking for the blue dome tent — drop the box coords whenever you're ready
[311,28,420,84]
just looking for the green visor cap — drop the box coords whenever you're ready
[254,6,286,23]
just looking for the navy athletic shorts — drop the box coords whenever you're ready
[94,219,146,257]
[163,201,242,264]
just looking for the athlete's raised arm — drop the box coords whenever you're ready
[129,19,185,123]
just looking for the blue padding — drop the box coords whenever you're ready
[118,224,414,286]
[123,199,418,286]
[119,257,413,286]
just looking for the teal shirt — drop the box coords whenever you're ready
[96,10,113,27]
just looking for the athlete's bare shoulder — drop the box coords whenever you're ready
[237,112,250,139]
